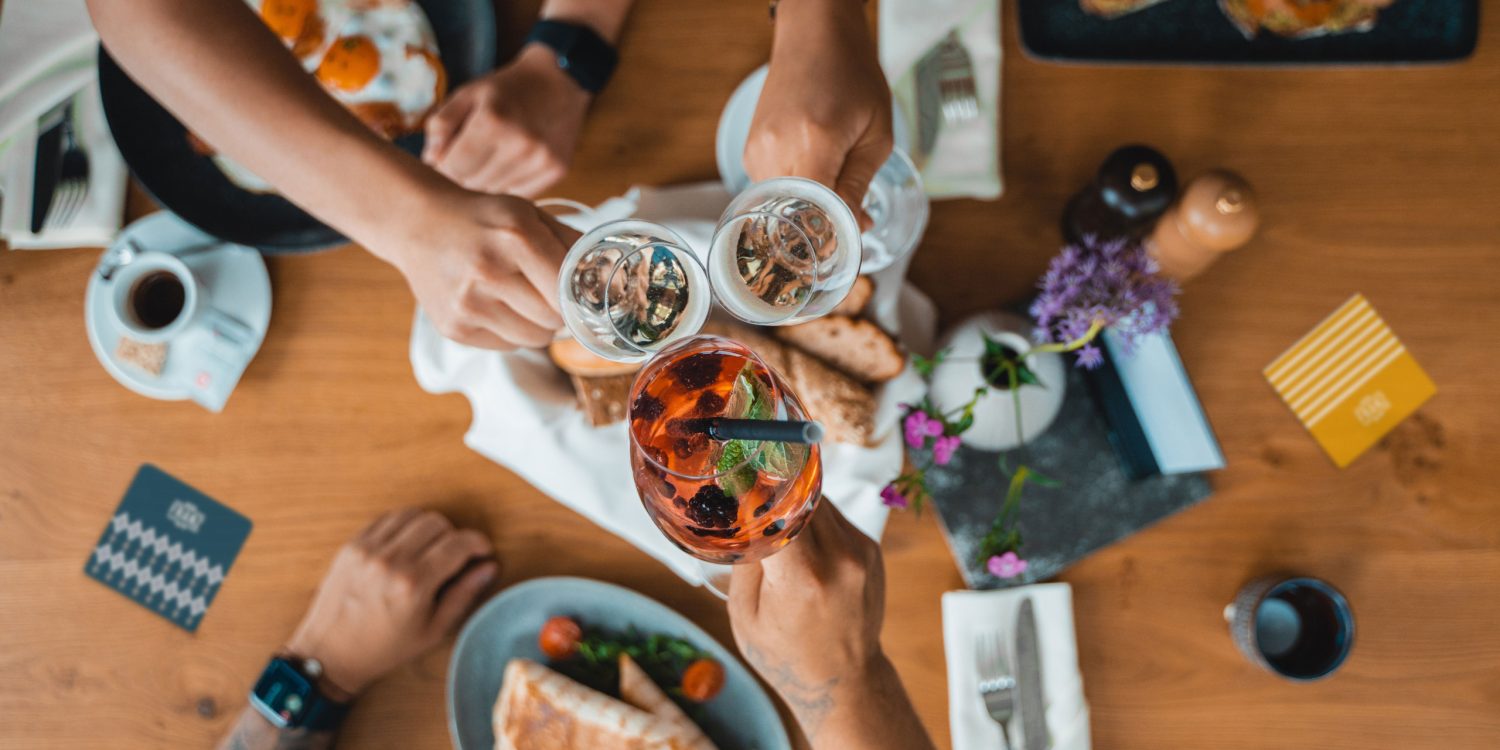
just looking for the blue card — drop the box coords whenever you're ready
[85,465,252,632]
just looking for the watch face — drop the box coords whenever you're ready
[251,659,313,728]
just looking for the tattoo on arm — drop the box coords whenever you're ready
[218,708,338,750]
[744,644,839,736]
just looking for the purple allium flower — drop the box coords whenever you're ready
[987,551,1029,579]
[932,435,961,466]
[1030,235,1180,368]
[1075,344,1104,369]
[903,410,943,450]
[880,483,908,510]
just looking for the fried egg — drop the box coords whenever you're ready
[213,0,446,193]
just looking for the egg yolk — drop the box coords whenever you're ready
[317,36,381,92]
[259,0,316,43]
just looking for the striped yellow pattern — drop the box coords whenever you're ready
[1265,294,1436,468]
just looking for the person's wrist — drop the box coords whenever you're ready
[514,42,595,98]
[359,169,469,271]
[283,630,367,701]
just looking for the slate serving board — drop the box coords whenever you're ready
[1017,0,1478,65]
[924,365,1212,589]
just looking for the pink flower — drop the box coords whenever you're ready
[880,483,909,509]
[932,435,961,466]
[903,410,944,450]
[987,552,1029,579]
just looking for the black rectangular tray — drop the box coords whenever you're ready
[1017,0,1478,65]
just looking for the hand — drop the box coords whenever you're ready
[422,44,591,198]
[728,501,885,733]
[370,187,579,350]
[744,0,893,228]
[283,509,499,696]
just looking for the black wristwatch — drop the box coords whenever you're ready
[250,655,351,732]
[524,19,619,94]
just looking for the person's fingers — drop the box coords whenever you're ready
[833,134,891,232]
[760,506,831,589]
[382,511,453,559]
[359,507,422,547]
[477,274,563,330]
[462,290,554,349]
[428,559,499,638]
[438,113,508,185]
[537,211,583,247]
[419,528,494,584]
[728,558,765,620]
[442,323,518,351]
[504,213,568,315]
[423,90,478,164]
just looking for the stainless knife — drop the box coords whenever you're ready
[1015,598,1049,750]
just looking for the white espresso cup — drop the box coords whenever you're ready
[109,251,206,343]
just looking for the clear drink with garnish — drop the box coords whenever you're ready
[628,335,823,565]
[707,178,862,326]
[558,220,711,363]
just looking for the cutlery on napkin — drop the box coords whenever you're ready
[944,584,1092,750]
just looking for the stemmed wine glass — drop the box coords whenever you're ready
[627,334,824,595]
[557,218,712,363]
[707,177,863,326]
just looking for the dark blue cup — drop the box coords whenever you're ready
[1225,576,1355,681]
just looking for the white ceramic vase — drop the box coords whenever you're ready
[928,311,1067,453]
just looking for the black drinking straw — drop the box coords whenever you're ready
[692,418,824,444]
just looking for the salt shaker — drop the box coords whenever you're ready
[1062,144,1178,245]
[1148,169,1259,282]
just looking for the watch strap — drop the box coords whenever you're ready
[525,19,618,94]
[299,688,350,732]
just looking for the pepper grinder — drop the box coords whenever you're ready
[1062,144,1178,245]
[1148,169,1259,282]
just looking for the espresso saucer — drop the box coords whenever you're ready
[714,65,913,195]
[85,212,271,403]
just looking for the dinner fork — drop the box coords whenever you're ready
[976,632,1017,750]
[43,104,91,232]
[934,31,979,125]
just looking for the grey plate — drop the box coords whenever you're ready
[446,576,791,750]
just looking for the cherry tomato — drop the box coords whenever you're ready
[538,616,583,660]
[681,658,725,703]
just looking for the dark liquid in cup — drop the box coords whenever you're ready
[1255,582,1352,679]
[131,271,186,330]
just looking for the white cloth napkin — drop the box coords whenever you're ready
[410,182,936,586]
[0,0,127,250]
[879,0,1003,200]
[943,584,1092,750]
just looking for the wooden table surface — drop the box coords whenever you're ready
[4,1,1500,748]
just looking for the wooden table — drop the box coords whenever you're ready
[4,1,1499,748]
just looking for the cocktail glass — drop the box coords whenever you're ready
[706,177,862,325]
[628,334,823,590]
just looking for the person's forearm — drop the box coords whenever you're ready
[85,0,451,258]
[746,642,934,750]
[217,708,337,750]
[797,654,935,750]
[539,0,635,42]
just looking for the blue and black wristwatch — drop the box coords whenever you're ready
[250,655,351,732]
[524,19,619,94]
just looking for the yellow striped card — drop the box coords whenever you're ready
[1265,294,1436,468]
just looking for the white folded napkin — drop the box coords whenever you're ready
[0,0,128,250]
[943,584,1092,750]
[410,182,936,586]
[879,0,1003,200]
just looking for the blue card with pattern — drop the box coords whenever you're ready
[85,465,252,632]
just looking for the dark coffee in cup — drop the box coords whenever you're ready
[130,271,187,330]
[1226,575,1355,681]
